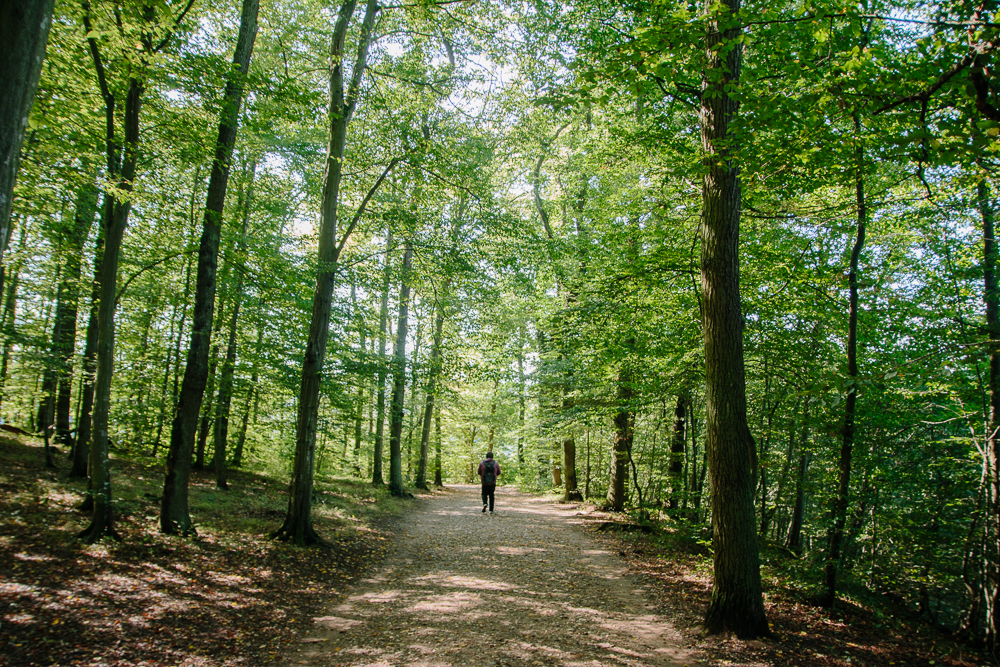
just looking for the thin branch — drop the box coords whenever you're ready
[115,250,192,304]
[334,156,403,260]
[154,0,197,53]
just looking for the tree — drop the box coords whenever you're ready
[161,0,259,534]
[272,0,382,544]
[697,0,770,638]
[388,243,413,497]
[0,0,55,279]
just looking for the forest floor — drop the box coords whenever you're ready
[0,434,408,667]
[284,484,697,667]
[0,432,995,667]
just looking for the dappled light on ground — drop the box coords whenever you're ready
[286,486,699,667]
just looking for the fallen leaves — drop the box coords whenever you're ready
[0,436,400,667]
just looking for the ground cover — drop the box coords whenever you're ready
[578,503,992,667]
[0,434,407,667]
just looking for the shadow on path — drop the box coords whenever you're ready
[285,485,700,667]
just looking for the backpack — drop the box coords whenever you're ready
[482,460,496,484]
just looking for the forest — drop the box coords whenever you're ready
[2,0,1000,657]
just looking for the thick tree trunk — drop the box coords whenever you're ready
[372,226,392,485]
[698,0,769,637]
[823,113,867,608]
[0,0,54,267]
[607,361,632,512]
[161,0,258,534]
[564,435,582,501]
[273,0,379,545]
[978,180,1000,650]
[388,243,413,497]
[416,293,445,489]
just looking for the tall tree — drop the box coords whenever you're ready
[272,0,383,544]
[823,113,868,607]
[78,0,192,543]
[388,243,413,497]
[0,0,55,279]
[372,226,393,486]
[697,0,769,637]
[212,161,255,490]
[161,0,259,534]
[416,288,445,489]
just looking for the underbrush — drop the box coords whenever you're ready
[573,504,993,667]
[0,434,412,667]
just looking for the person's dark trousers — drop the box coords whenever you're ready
[482,483,496,511]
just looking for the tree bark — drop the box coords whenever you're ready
[79,55,146,543]
[698,0,770,637]
[978,179,1000,649]
[607,360,632,512]
[0,0,54,270]
[161,0,259,534]
[823,113,867,608]
[434,405,443,486]
[416,292,445,489]
[0,259,19,414]
[272,0,380,545]
[388,243,413,497]
[668,392,690,511]
[212,162,254,489]
[373,226,392,485]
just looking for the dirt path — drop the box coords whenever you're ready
[284,485,701,667]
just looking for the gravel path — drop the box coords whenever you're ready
[285,485,700,667]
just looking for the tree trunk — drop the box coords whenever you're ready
[213,162,254,489]
[0,260,18,413]
[0,0,54,269]
[372,226,392,485]
[434,405,443,486]
[233,308,264,467]
[564,435,582,501]
[405,301,424,478]
[388,243,413,497]
[668,392,690,511]
[416,292,445,490]
[517,332,526,465]
[823,113,867,608]
[272,0,380,545]
[607,360,632,512]
[978,179,1000,650]
[350,283,366,477]
[71,216,104,480]
[79,60,146,543]
[153,172,200,457]
[161,0,258,534]
[698,0,769,637]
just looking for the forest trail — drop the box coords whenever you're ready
[284,485,700,667]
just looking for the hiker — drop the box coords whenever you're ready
[478,451,501,513]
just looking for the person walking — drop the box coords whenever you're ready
[478,452,501,513]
